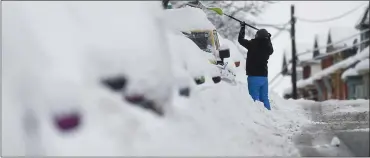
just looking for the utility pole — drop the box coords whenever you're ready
[290,4,298,99]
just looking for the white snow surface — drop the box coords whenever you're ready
[320,99,369,114]
[330,136,341,147]
[354,58,370,73]
[163,6,216,32]
[2,1,310,157]
[167,31,219,78]
[341,68,359,80]
[218,35,245,62]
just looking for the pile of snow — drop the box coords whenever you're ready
[217,35,244,62]
[163,6,216,32]
[167,31,219,79]
[341,68,359,80]
[3,1,174,156]
[320,99,369,114]
[2,1,311,157]
[354,58,369,73]
[283,78,314,95]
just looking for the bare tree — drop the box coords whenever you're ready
[169,1,274,40]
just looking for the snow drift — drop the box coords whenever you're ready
[2,1,309,157]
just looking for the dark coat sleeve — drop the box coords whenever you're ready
[267,39,274,55]
[238,26,251,49]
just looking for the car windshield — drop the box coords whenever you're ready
[187,32,211,52]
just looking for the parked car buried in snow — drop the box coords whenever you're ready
[163,6,236,86]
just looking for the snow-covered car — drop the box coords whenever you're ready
[3,2,175,156]
[163,6,237,88]
[167,31,222,98]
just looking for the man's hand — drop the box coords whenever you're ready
[240,21,246,27]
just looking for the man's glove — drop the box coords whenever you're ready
[240,21,246,27]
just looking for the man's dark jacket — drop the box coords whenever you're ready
[238,26,274,77]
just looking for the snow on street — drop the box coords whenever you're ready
[290,99,369,157]
[3,1,367,157]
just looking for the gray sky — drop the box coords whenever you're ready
[256,1,369,96]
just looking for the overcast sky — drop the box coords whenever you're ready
[255,1,369,96]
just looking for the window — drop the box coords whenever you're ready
[355,85,364,98]
[187,32,212,52]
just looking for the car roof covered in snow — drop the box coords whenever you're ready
[163,7,216,32]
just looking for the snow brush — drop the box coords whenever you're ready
[208,7,260,31]
[185,1,259,31]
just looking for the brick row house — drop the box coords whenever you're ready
[283,5,369,101]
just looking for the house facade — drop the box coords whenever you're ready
[342,5,370,99]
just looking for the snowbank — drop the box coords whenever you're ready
[157,83,308,156]
[290,99,369,114]
[3,1,174,156]
[163,6,216,32]
[167,31,220,79]
[320,99,369,114]
[3,1,311,157]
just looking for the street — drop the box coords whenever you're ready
[293,102,369,157]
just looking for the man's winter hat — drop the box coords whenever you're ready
[255,29,271,39]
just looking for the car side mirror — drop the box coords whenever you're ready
[219,48,230,59]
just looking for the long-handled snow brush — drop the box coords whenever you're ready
[207,7,260,31]
[185,1,260,31]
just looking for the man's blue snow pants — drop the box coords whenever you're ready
[247,76,271,110]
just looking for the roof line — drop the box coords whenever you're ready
[297,28,369,57]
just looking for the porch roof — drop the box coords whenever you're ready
[283,45,369,94]
[341,68,359,80]
[309,45,369,81]
[355,58,369,73]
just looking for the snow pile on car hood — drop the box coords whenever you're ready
[167,32,220,78]
[163,6,216,32]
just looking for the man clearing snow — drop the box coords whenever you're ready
[238,22,273,110]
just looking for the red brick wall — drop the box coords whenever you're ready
[321,56,334,69]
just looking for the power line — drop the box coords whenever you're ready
[270,75,284,90]
[271,22,290,41]
[271,35,368,88]
[295,3,367,23]
[255,22,290,31]
[313,38,369,59]
[269,71,282,84]
[296,28,370,57]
